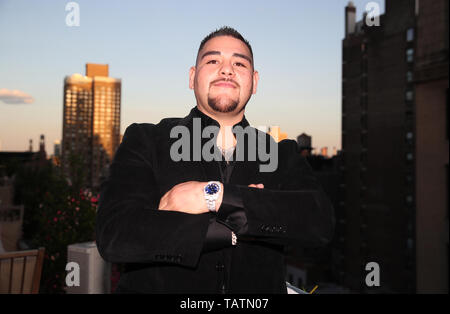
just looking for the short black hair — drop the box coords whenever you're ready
[197,26,253,65]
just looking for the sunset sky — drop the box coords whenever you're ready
[0,0,385,155]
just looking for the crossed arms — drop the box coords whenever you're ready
[95,123,335,268]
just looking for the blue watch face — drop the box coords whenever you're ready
[205,183,220,195]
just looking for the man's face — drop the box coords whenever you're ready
[189,36,259,115]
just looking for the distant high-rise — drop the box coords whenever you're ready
[267,126,287,143]
[297,133,312,156]
[54,140,61,158]
[61,63,121,188]
[339,0,448,293]
[51,140,62,167]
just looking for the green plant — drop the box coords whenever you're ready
[14,155,97,293]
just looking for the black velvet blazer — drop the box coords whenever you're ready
[95,106,335,294]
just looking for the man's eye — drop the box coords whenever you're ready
[207,60,218,64]
[234,62,245,67]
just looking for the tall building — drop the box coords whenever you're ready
[267,126,288,142]
[340,0,416,293]
[414,0,448,293]
[62,63,121,188]
[339,0,448,293]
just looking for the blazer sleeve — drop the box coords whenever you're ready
[223,140,335,248]
[202,219,233,252]
[95,123,211,268]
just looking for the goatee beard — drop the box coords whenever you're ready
[207,96,239,113]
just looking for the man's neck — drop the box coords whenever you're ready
[196,105,243,150]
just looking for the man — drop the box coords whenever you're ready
[96,26,335,294]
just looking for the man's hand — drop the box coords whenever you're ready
[158,181,224,214]
[158,181,264,214]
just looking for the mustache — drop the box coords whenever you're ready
[210,78,239,87]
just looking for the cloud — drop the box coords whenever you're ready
[0,88,34,104]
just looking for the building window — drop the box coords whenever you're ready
[406,90,414,102]
[406,28,414,42]
[406,195,413,204]
[406,132,414,145]
[446,89,449,139]
[405,174,413,185]
[406,49,414,63]
[407,71,413,83]
[407,238,414,249]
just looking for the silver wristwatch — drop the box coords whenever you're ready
[203,181,222,212]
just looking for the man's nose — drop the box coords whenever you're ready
[220,60,235,77]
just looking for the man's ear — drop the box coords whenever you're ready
[252,70,259,94]
[189,66,196,90]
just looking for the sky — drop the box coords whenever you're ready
[0,0,385,155]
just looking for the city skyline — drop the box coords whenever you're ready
[0,0,385,155]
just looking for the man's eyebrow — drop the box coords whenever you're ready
[233,53,253,64]
[200,50,221,60]
[200,50,253,64]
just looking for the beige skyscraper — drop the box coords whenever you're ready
[62,63,121,188]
